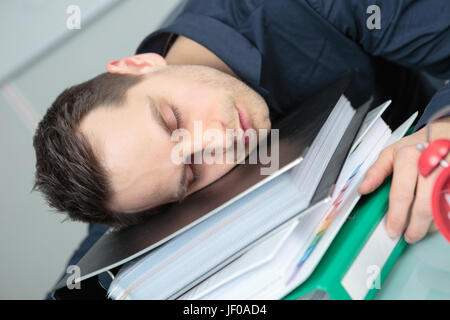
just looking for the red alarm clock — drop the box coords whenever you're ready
[416,105,450,243]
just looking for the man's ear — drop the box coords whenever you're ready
[106,53,167,75]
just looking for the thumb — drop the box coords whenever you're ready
[358,146,394,194]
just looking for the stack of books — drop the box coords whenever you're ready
[53,75,417,300]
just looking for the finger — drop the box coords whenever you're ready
[386,146,420,238]
[404,168,440,243]
[358,146,394,194]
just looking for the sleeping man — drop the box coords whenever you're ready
[34,0,449,284]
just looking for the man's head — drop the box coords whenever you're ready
[33,53,271,228]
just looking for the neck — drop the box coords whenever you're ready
[165,35,238,78]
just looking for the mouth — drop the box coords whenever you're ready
[186,163,195,184]
[236,106,251,131]
[186,152,201,185]
[236,106,251,144]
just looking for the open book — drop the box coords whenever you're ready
[106,98,400,299]
[178,108,417,300]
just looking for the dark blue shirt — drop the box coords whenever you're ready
[136,0,450,128]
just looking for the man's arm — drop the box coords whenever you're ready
[308,0,450,124]
[361,0,450,128]
[309,0,450,243]
[416,83,450,129]
[357,1,450,243]
[45,224,108,299]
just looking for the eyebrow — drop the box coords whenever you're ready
[147,95,188,202]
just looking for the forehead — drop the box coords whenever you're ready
[78,95,181,212]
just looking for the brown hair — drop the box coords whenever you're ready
[33,72,166,229]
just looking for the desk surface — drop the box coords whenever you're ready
[376,232,450,299]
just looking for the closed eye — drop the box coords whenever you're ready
[171,105,183,129]
[147,96,173,136]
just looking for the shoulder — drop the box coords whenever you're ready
[306,0,450,51]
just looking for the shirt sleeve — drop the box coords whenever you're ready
[308,0,450,128]
[135,0,264,86]
[46,224,109,299]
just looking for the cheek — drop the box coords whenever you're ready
[182,86,226,114]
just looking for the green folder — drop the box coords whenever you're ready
[283,178,405,300]
[283,128,415,300]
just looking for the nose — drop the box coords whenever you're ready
[178,119,241,164]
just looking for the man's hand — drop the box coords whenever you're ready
[358,116,450,244]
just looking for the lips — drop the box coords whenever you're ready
[236,106,252,145]
[186,163,194,184]
[236,106,251,132]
